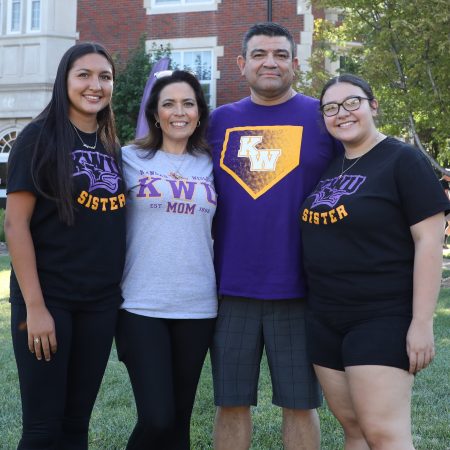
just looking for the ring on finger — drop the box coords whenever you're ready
[34,337,40,344]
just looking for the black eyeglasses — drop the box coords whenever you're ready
[320,96,371,117]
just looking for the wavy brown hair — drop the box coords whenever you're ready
[133,70,210,157]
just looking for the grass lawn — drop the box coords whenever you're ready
[0,254,449,449]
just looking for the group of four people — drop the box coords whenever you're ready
[6,22,447,450]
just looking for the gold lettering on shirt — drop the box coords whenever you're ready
[77,190,126,212]
[301,205,348,225]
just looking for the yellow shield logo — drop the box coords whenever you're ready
[220,125,303,199]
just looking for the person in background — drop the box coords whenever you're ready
[208,22,341,450]
[116,70,217,450]
[6,42,125,449]
[301,73,448,450]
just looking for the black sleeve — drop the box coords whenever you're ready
[7,123,43,196]
[395,143,450,225]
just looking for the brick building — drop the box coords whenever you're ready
[0,0,338,205]
[77,0,330,108]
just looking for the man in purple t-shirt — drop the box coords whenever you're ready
[208,22,340,449]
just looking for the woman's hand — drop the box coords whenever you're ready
[26,303,58,361]
[406,318,435,374]
[408,213,443,374]
[5,191,57,361]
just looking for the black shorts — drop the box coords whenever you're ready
[210,296,322,409]
[306,309,411,371]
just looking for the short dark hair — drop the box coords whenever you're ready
[242,22,296,58]
[31,42,117,225]
[135,70,210,156]
[320,73,376,106]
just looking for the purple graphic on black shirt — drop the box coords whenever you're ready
[309,174,366,208]
[72,150,121,193]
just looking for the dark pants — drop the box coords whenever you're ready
[115,310,215,450]
[11,303,117,450]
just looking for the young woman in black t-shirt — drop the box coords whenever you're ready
[6,43,125,449]
[301,74,448,449]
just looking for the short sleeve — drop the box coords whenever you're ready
[7,123,42,196]
[395,144,450,225]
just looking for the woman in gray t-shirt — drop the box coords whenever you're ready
[116,70,217,449]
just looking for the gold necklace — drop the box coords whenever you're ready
[162,150,188,180]
[72,124,98,150]
[338,132,383,179]
[338,155,364,179]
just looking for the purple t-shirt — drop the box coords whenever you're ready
[208,94,341,299]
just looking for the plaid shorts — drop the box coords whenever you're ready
[210,296,322,409]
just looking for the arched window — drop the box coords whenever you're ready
[0,128,19,200]
[0,129,18,155]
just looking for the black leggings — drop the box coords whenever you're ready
[11,303,117,450]
[115,310,215,450]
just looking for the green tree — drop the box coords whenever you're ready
[303,0,450,167]
[295,17,361,97]
[113,37,171,144]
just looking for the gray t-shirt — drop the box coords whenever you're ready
[121,145,217,318]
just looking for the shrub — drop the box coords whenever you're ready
[113,36,171,145]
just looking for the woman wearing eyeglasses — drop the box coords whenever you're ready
[115,70,217,449]
[300,74,448,449]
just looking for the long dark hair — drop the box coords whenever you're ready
[31,42,118,225]
[134,70,210,156]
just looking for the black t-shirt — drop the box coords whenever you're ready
[301,137,449,314]
[7,121,126,310]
